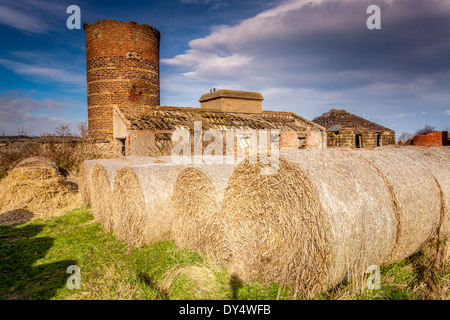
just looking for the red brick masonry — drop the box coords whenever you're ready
[84,20,160,140]
[412,131,448,147]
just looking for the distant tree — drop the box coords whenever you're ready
[397,132,413,145]
[77,121,89,139]
[54,125,72,138]
[415,124,436,136]
[16,124,28,137]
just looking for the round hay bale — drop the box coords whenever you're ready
[386,146,450,240]
[355,148,442,263]
[79,156,170,207]
[90,162,123,232]
[13,157,60,179]
[111,162,187,248]
[171,161,238,261]
[78,160,97,206]
[218,149,398,297]
[0,157,81,222]
[85,157,170,227]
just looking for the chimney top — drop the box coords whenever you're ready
[199,89,263,113]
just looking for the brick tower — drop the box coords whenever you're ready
[84,20,160,140]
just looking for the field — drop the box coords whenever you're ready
[1,206,449,300]
[1,140,449,300]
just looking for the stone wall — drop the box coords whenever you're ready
[327,130,395,148]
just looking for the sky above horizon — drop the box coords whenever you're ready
[0,0,449,138]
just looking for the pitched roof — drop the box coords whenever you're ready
[115,106,325,133]
[312,109,394,133]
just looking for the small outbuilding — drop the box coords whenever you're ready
[312,109,395,148]
[113,90,327,156]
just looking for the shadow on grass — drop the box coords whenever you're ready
[0,216,77,300]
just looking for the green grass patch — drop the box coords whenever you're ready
[0,207,294,300]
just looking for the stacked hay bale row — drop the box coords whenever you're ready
[81,156,241,249]
[79,156,174,247]
[81,147,449,298]
[213,147,448,297]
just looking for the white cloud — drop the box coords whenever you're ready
[0,92,77,136]
[161,0,450,135]
[444,110,450,116]
[0,0,67,34]
[0,58,85,85]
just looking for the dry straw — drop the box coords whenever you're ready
[218,149,402,298]
[79,160,100,208]
[88,157,171,232]
[90,162,122,231]
[78,159,97,206]
[111,160,187,249]
[354,148,442,263]
[0,157,81,224]
[171,158,239,261]
[383,146,449,240]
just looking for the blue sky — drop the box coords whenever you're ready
[0,0,449,138]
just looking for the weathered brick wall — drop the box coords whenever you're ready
[84,20,160,141]
[412,131,448,147]
[327,130,395,148]
[305,131,326,149]
[279,131,298,150]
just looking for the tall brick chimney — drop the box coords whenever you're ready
[84,20,160,140]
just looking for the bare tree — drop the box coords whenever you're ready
[415,124,436,136]
[397,132,413,145]
[54,125,72,138]
[77,121,89,139]
[17,124,28,137]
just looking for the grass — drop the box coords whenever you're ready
[0,207,290,300]
[1,206,449,300]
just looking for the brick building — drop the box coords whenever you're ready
[312,109,395,148]
[113,89,327,156]
[84,20,327,156]
[412,131,448,147]
[84,20,160,141]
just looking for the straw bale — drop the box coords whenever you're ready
[218,149,398,297]
[89,157,169,230]
[0,157,81,223]
[14,157,59,172]
[354,148,442,263]
[78,160,97,206]
[384,146,450,240]
[90,162,122,231]
[171,159,239,261]
[111,161,187,248]
[81,156,170,208]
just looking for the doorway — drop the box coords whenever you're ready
[355,134,362,148]
[376,133,382,147]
